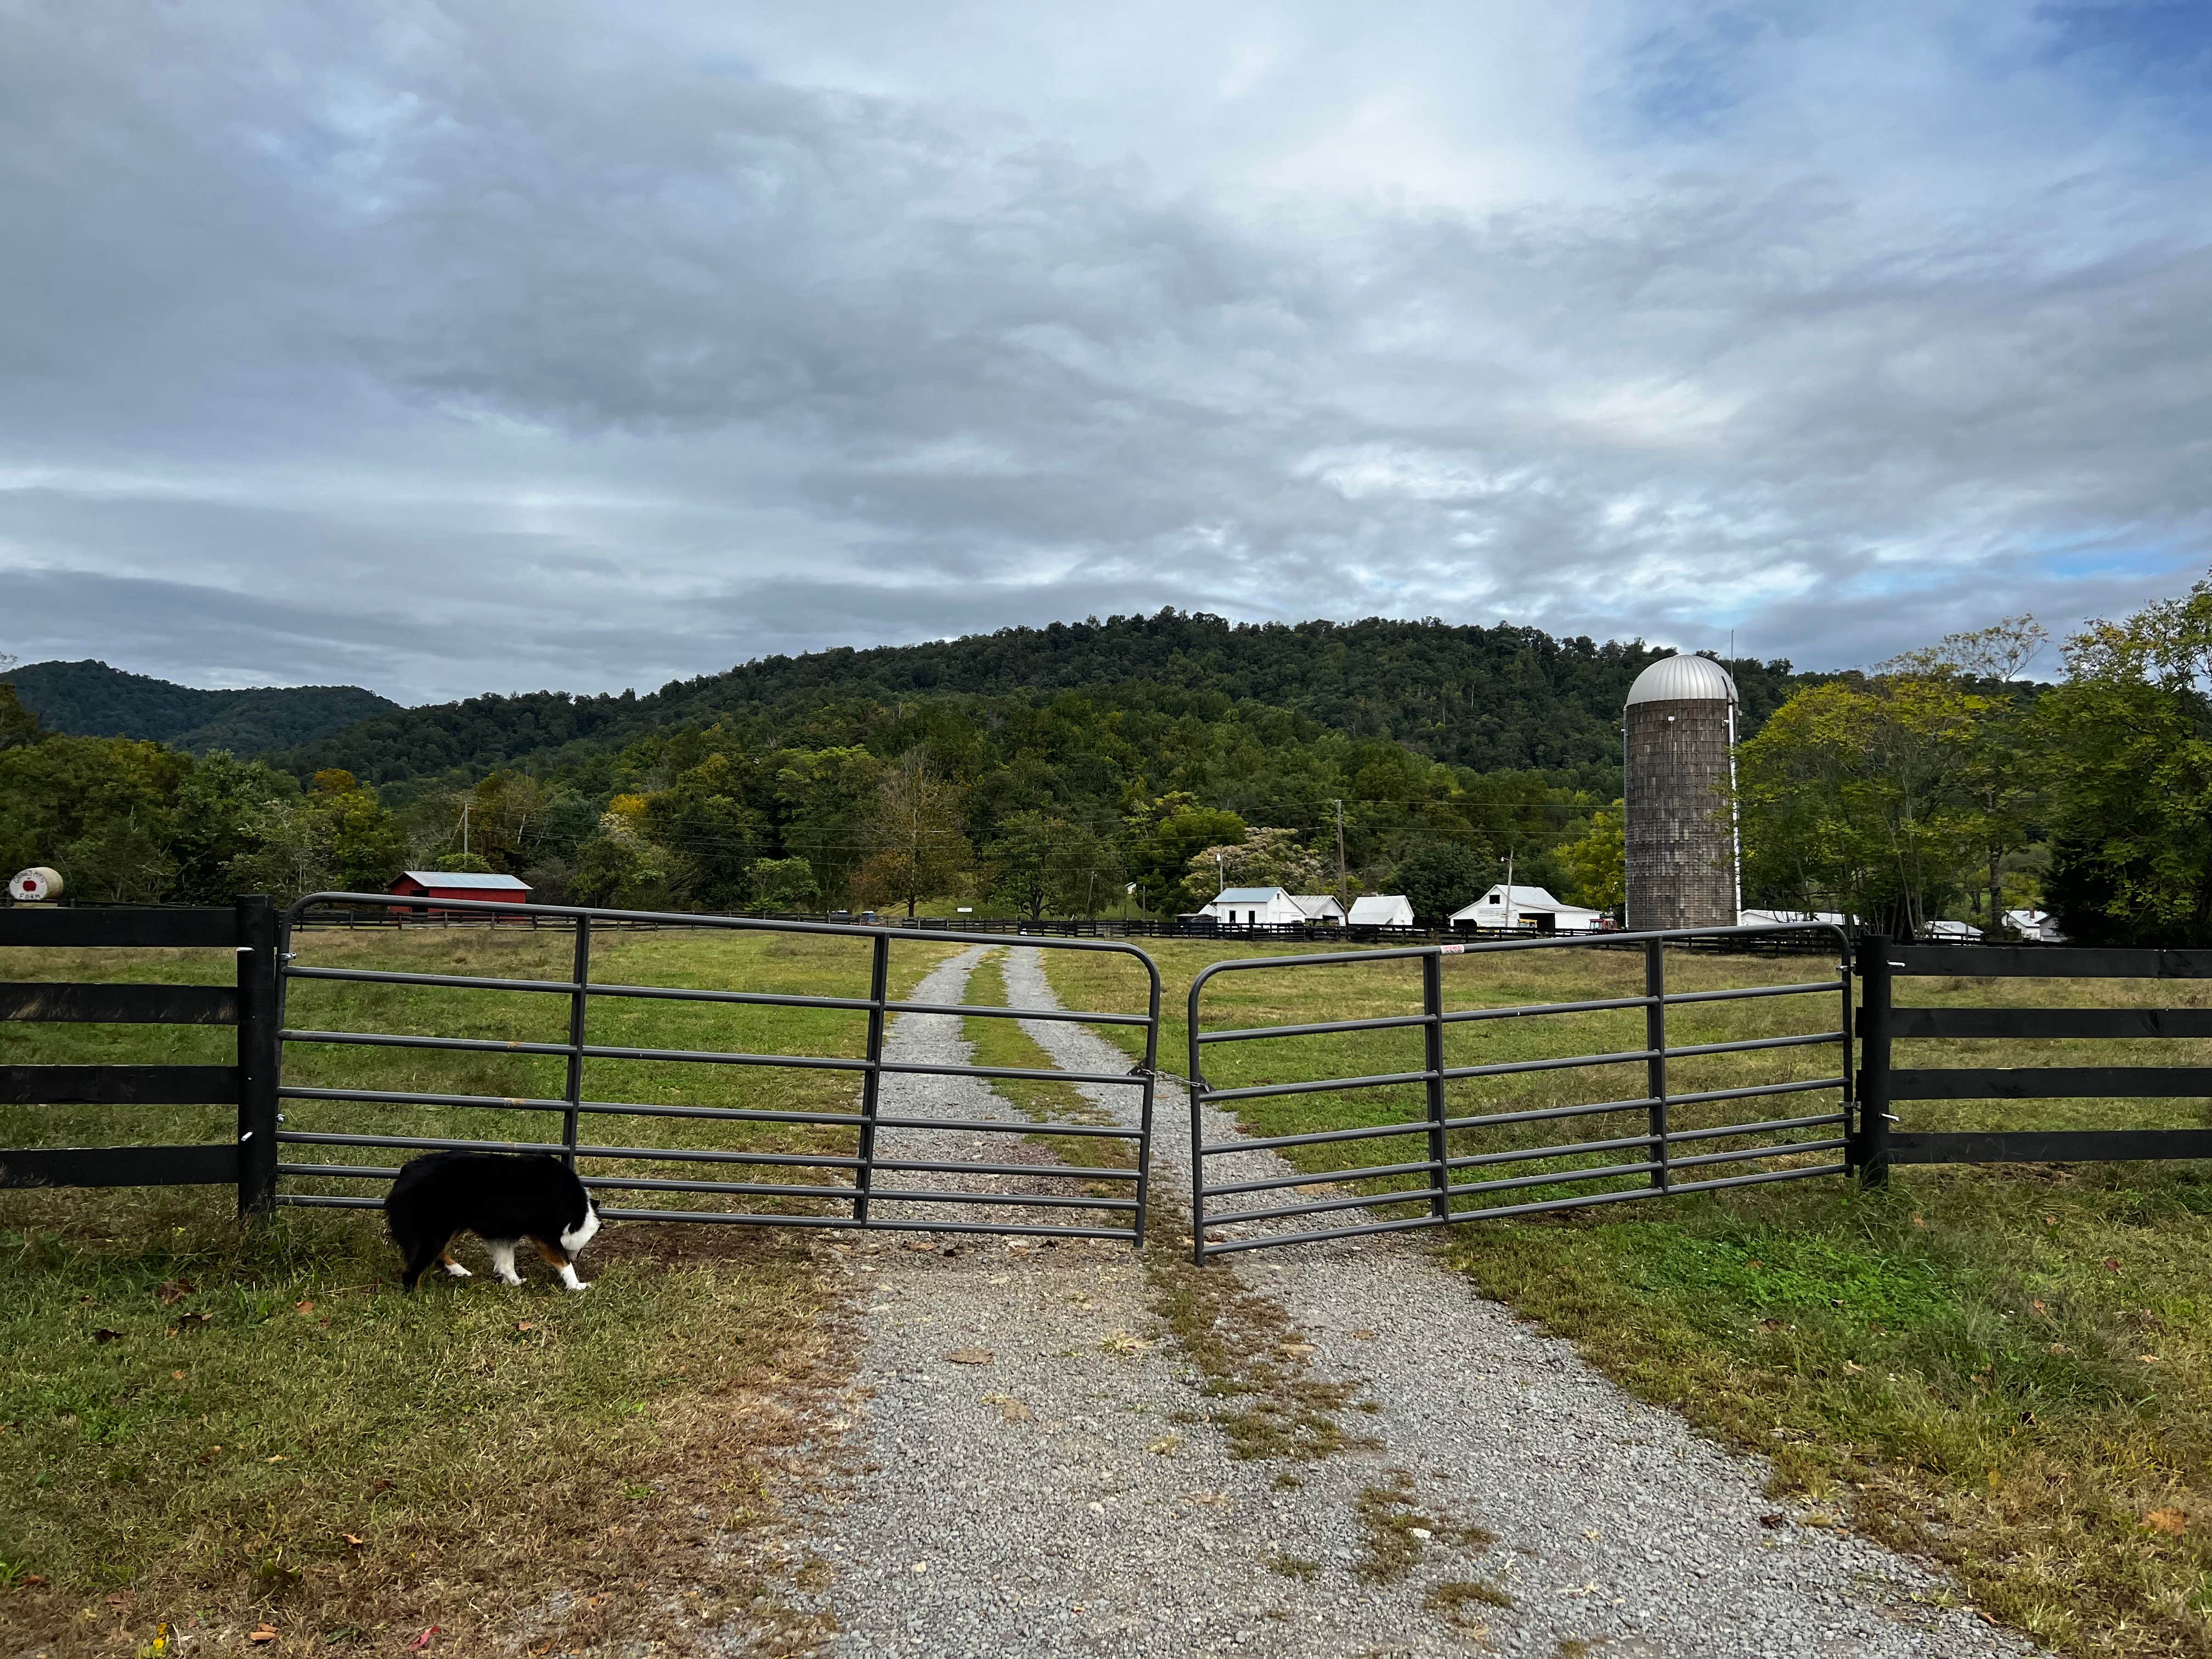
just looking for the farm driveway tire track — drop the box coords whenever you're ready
[784,946,2036,1658]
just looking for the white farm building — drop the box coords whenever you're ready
[1198,888,1346,926]
[1450,884,1606,934]
[1347,895,1416,927]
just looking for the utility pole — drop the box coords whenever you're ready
[1503,848,1516,930]
[1334,799,1348,911]
[460,800,471,857]
[1216,852,1225,894]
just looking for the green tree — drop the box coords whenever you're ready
[1395,843,1493,923]
[169,751,298,901]
[2038,578,2212,943]
[775,747,887,904]
[1046,819,1124,917]
[1555,802,1625,913]
[748,856,820,912]
[854,752,972,917]
[0,735,191,901]
[983,810,1058,920]
[1736,672,1994,934]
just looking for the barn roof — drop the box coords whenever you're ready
[397,871,532,891]
[1211,887,1288,903]
[1348,895,1412,922]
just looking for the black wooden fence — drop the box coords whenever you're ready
[0,896,280,1211]
[1855,935,2212,1180]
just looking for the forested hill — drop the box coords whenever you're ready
[276,613,1799,788]
[12,660,398,753]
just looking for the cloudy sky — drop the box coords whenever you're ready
[3,2,2208,704]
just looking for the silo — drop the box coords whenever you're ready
[1624,654,1740,931]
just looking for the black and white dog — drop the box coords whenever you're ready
[385,1151,602,1292]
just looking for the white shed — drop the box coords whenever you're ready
[1199,887,1311,926]
[1451,884,1606,934]
[2005,908,2064,943]
[1288,894,1346,924]
[1347,895,1415,927]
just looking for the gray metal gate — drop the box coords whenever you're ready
[1184,924,1854,1260]
[273,893,1162,1244]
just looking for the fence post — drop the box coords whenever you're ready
[563,915,592,1168]
[854,932,891,1227]
[235,894,280,1216]
[1423,950,1449,1221]
[1645,938,1669,1191]
[1854,934,1894,1187]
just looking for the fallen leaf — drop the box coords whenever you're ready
[405,1626,441,1651]
[156,1280,194,1305]
[943,1347,995,1365]
[20,1574,46,1586]
[171,1370,185,1381]
[92,1329,122,1344]
[1279,1342,1316,1359]
[2030,1300,2047,1316]
[293,1300,314,1316]
[2104,1257,2121,1273]
[369,1477,394,1494]
[1757,1318,1786,1331]
[1758,1513,1785,1528]
[2141,1354,2164,1364]
[249,1625,278,1644]
[1911,1215,1926,1228]
[904,1241,936,1253]
[1351,1329,1376,1341]
[266,1454,287,1463]
[2050,1342,2072,1356]
[176,1311,212,1329]
[516,1322,538,1333]
[2146,1508,2187,1537]
[980,1392,1031,1423]
[1842,1362,1864,1375]
[340,1533,365,1548]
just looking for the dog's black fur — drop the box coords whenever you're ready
[385,1150,601,1292]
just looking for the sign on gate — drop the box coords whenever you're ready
[1183,924,1856,1261]
[270,894,1163,1244]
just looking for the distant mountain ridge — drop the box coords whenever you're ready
[268,612,1802,790]
[9,659,399,754]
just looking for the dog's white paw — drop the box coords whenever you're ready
[443,1261,472,1278]
[497,1271,524,1286]
[563,1278,592,1293]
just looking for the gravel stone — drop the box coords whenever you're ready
[792,945,2039,1658]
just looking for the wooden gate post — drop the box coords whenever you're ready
[235,895,281,1215]
[1853,934,1893,1188]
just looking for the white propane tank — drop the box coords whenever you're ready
[9,866,62,902]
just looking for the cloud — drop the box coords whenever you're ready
[2,1,2208,703]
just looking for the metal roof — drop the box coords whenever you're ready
[1347,895,1412,922]
[1624,653,1739,707]
[1210,887,1290,904]
[398,871,532,890]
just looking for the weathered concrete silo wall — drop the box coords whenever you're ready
[1624,657,1740,930]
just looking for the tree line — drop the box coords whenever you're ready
[0,661,1622,922]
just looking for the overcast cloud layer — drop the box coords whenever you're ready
[3,1,2209,703]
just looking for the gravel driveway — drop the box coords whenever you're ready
[797,946,2036,1658]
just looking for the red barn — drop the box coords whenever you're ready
[387,870,533,922]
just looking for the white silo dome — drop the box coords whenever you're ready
[1625,654,1739,708]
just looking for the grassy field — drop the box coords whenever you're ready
[0,923,963,1656]
[1046,938,2212,1658]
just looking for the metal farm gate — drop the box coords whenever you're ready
[1184,924,1857,1260]
[264,894,1163,1243]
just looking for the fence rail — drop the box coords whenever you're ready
[1856,936,2212,1177]
[0,898,276,1209]
[270,892,1163,1244]
[1184,923,1854,1260]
